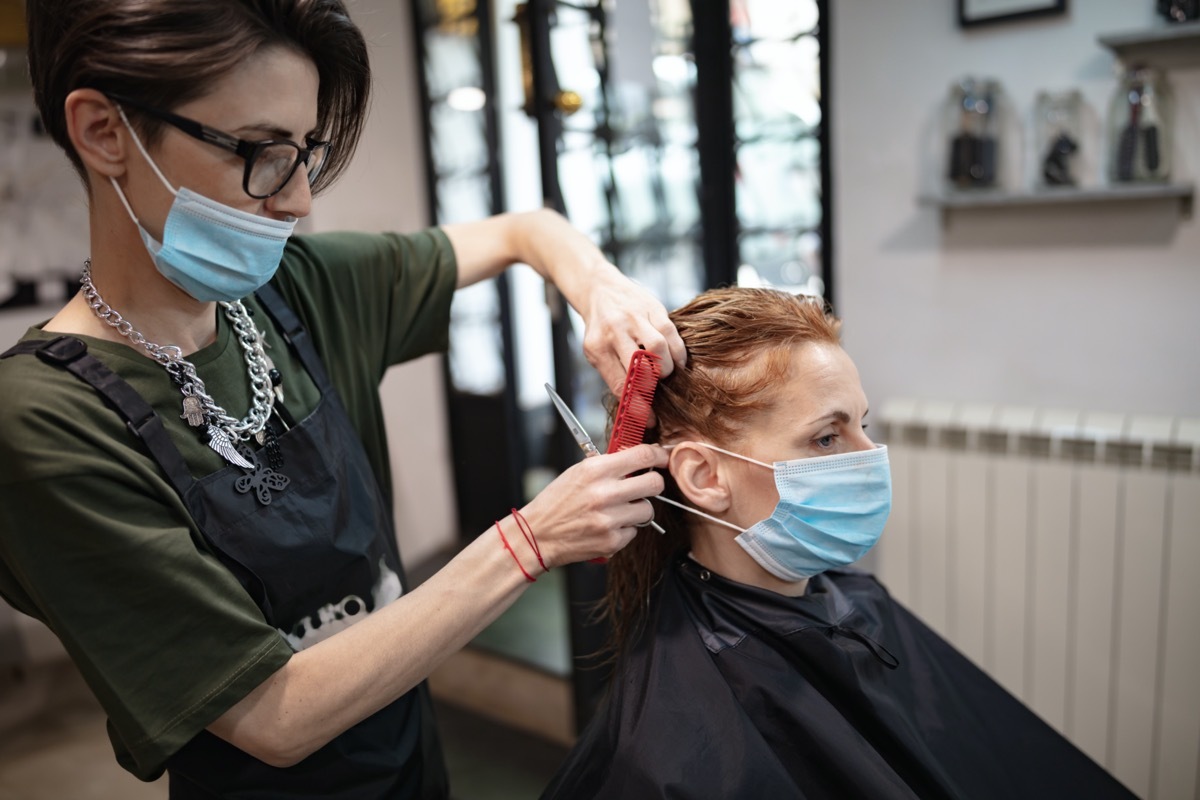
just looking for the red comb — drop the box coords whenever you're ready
[606,349,663,454]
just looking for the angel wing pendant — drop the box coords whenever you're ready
[206,425,254,469]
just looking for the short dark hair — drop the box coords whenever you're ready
[27,0,370,193]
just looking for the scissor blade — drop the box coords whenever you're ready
[544,383,599,456]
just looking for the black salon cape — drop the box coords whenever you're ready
[541,556,1135,800]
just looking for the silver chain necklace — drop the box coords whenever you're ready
[80,260,278,470]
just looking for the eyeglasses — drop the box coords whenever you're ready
[106,93,332,199]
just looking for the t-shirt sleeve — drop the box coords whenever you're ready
[0,362,292,780]
[270,228,459,382]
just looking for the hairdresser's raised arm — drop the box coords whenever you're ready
[442,209,686,393]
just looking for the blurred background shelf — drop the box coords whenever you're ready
[1097,20,1200,68]
[919,182,1194,216]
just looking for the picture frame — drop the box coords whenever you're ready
[958,0,1067,28]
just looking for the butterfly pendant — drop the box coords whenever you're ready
[233,445,291,506]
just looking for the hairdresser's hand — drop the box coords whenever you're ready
[576,264,687,396]
[519,444,667,567]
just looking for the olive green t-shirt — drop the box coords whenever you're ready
[0,229,457,780]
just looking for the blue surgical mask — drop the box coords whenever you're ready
[110,108,295,302]
[659,443,892,581]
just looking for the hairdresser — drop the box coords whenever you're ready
[0,2,682,797]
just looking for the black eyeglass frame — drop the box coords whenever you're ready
[106,93,333,199]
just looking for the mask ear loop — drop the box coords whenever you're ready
[115,105,178,196]
[651,440,772,534]
[653,493,743,533]
[688,440,776,470]
[108,105,179,229]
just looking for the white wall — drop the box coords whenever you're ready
[832,2,1199,418]
[312,0,458,568]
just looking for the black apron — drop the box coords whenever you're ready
[2,284,448,799]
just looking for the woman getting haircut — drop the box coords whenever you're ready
[0,1,680,797]
[540,287,1135,800]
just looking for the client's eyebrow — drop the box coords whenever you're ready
[808,408,869,426]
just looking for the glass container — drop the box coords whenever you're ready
[1158,0,1200,23]
[1107,66,1172,184]
[944,77,1006,191]
[1034,90,1082,188]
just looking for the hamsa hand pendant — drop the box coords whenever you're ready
[180,395,205,427]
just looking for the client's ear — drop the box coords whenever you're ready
[669,442,732,513]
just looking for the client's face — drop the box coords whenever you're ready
[723,342,874,532]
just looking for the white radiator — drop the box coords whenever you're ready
[875,400,1200,800]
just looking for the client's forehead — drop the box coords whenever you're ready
[765,342,867,424]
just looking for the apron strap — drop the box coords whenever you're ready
[1,336,196,496]
[254,282,336,396]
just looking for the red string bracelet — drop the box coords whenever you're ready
[511,508,549,572]
[496,519,536,583]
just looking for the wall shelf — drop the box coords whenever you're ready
[1097,20,1200,68]
[919,182,1194,217]
[922,24,1198,225]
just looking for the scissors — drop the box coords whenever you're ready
[544,383,664,535]
[545,383,601,459]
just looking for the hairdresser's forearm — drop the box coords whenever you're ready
[208,524,529,767]
[444,209,684,392]
[442,208,617,311]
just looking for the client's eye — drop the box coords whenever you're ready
[815,434,837,449]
